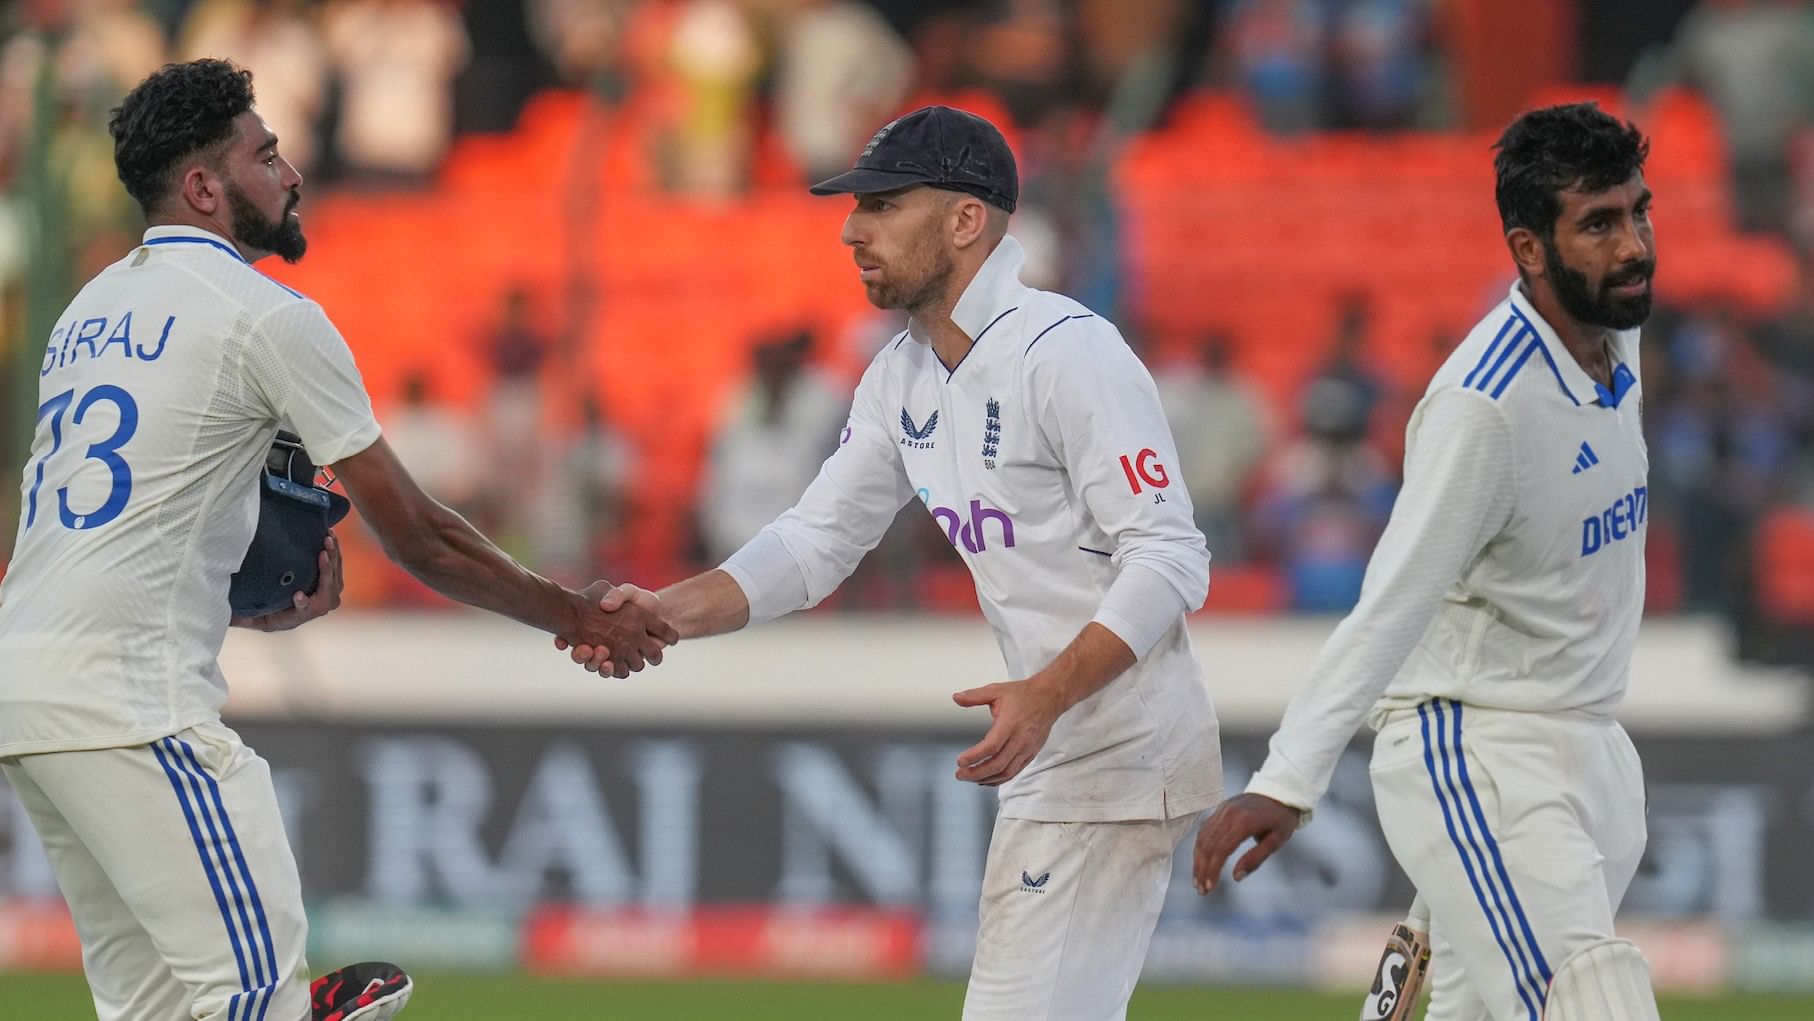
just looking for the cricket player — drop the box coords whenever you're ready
[566,106,1223,1020]
[1192,103,1662,1021]
[0,59,674,1021]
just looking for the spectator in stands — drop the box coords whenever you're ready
[180,0,330,174]
[1318,292,1387,431]
[323,0,469,184]
[479,285,553,539]
[1154,336,1275,562]
[1627,0,1814,232]
[381,370,487,522]
[1251,367,1397,611]
[533,392,637,584]
[530,0,633,90]
[773,0,916,182]
[647,0,762,197]
[697,327,846,563]
[1214,0,1326,134]
[1326,0,1439,130]
[1650,307,1797,614]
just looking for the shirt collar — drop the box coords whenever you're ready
[907,234,1030,348]
[141,224,248,263]
[1505,281,1640,408]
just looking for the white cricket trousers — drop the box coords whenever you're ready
[0,721,310,1021]
[962,812,1200,1021]
[1370,699,1647,1021]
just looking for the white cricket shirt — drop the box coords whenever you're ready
[1248,281,1649,813]
[723,237,1222,822]
[0,226,380,755]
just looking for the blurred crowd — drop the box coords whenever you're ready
[3,0,1814,633]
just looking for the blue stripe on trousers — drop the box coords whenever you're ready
[174,738,282,1020]
[1431,702,1549,1011]
[1418,703,1541,1021]
[151,740,253,1015]
[1447,702,1553,987]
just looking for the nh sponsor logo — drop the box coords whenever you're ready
[1581,485,1647,557]
[927,498,1016,553]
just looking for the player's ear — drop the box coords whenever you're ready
[1505,226,1546,280]
[951,195,989,250]
[178,163,225,217]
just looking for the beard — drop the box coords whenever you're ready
[228,184,307,263]
[861,232,955,314]
[1543,236,1654,330]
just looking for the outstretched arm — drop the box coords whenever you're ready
[332,436,676,673]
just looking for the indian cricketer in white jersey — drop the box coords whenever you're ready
[563,105,1223,1020]
[0,59,674,1021]
[1192,104,1663,1021]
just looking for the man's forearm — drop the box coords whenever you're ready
[389,504,578,635]
[657,569,751,639]
[1029,621,1137,712]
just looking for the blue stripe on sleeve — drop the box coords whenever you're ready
[1463,318,1519,389]
[1487,337,1541,399]
[1472,329,1531,394]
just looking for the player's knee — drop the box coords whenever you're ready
[1541,938,1659,1021]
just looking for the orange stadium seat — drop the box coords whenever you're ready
[1756,510,1814,625]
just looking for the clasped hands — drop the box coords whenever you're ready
[554,582,677,678]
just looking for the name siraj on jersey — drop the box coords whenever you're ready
[41,312,175,377]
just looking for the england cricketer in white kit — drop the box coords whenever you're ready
[0,59,673,1021]
[564,106,1222,1020]
[1192,104,1663,1021]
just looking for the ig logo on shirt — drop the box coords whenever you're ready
[1119,448,1170,502]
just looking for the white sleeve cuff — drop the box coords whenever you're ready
[1090,562,1190,659]
[1244,772,1317,821]
[719,529,811,627]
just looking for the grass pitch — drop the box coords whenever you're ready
[3,970,1812,1018]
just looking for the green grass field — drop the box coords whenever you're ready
[4,971,1812,1019]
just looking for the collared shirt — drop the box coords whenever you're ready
[0,226,380,755]
[724,236,1222,822]
[1248,281,1648,813]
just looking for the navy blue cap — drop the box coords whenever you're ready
[810,106,1018,213]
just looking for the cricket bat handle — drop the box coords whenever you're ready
[1359,894,1432,1021]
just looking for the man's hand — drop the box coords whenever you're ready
[951,678,1066,786]
[1192,793,1303,894]
[231,532,344,632]
[554,582,677,678]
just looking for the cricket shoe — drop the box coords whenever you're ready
[311,961,412,1021]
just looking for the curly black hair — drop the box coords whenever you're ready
[1493,102,1649,239]
[109,59,256,215]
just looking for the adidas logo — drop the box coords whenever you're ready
[1571,441,1600,475]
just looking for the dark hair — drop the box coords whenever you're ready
[1492,102,1648,239]
[109,59,256,214]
